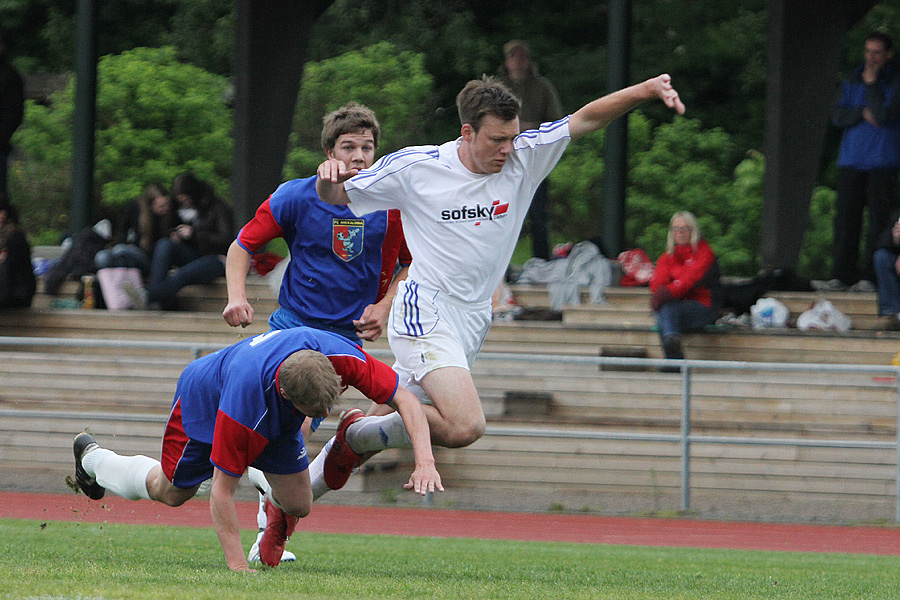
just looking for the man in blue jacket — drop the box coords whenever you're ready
[825,32,900,292]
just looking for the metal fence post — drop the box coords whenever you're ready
[681,362,692,512]
[896,364,900,522]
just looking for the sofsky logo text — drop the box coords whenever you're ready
[440,200,509,225]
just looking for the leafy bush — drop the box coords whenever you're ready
[549,115,835,278]
[283,41,434,178]
[12,46,232,237]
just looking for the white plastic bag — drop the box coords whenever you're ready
[96,267,143,310]
[750,297,790,329]
[796,299,852,332]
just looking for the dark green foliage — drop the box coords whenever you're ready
[11,47,232,236]
[284,42,434,179]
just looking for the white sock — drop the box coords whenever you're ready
[83,448,155,501]
[308,437,333,501]
[256,493,266,529]
[245,467,271,528]
[346,412,412,452]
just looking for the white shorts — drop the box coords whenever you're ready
[388,279,492,403]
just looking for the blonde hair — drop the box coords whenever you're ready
[666,211,701,253]
[278,350,341,416]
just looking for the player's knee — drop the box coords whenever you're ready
[275,493,312,519]
[283,501,311,519]
[444,415,485,448]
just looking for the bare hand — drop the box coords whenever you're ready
[223,300,254,328]
[863,108,878,126]
[353,302,390,342]
[651,74,685,115]
[228,562,257,573]
[863,64,879,84]
[895,255,900,276]
[317,158,359,184]
[403,463,444,496]
[174,224,193,240]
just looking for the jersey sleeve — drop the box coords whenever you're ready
[237,197,284,254]
[514,117,571,185]
[210,409,269,476]
[345,146,438,216]
[328,350,399,405]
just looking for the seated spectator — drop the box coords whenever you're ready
[94,184,176,275]
[0,194,35,308]
[872,209,900,330]
[134,173,233,310]
[649,211,719,361]
[42,219,111,297]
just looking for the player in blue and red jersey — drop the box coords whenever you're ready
[72,327,441,572]
[223,102,410,344]
[221,103,416,564]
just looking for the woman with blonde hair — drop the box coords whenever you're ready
[649,211,719,362]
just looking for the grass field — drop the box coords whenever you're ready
[3,519,900,600]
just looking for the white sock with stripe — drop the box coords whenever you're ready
[346,412,412,452]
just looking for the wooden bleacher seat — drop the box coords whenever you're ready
[2,278,899,520]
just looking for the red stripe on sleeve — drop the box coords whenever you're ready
[237,197,284,253]
[211,410,269,476]
[328,352,398,405]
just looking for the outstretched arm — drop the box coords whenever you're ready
[210,468,255,572]
[315,158,356,205]
[222,240,255,327]
[568,74,685,140]
[388,386,444,495]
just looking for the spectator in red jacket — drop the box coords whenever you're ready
[649,211,719,361]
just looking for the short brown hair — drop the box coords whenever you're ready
[278,350,341,416]
[321,102,380,153]
[456,76,520,132]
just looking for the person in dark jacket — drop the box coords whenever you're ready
[140,173,234,310]
[0,195,35,309]
[823,32,900,292]
[497,40,563,261]
[649,211,719,361]
[0,32,24,197]
[94,184,177,275]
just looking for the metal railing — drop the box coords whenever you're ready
[2,335,899,520]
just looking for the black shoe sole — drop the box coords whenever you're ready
[73,432,106,500]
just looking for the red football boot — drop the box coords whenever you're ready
[258,497,299,567]
[323,408,365,490]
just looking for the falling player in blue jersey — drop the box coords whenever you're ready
[72,327,441,572]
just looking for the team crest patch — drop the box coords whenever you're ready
[333,218,364,262]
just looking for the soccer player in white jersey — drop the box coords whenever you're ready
[308,73,685,495]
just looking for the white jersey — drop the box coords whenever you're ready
[345,117,571,304]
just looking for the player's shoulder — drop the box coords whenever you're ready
[358,145,442,179]
[271,175,318,200]
[514,116,571,150]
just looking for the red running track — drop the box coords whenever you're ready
[3,491,900,555]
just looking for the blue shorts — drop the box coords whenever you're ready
[160,397,309,489]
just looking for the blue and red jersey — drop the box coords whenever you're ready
[237,176,411,330]
[171,327,398,478]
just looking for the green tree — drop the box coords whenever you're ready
[283,41,434,178]
[12,46,232,236]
